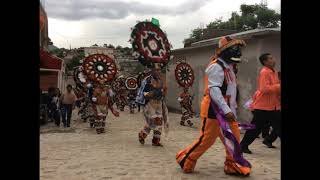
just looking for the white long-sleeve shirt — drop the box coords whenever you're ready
[205,58,238,118]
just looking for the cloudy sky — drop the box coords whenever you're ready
[44,0,280,49]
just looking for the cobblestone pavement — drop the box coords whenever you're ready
[40,107,280,180]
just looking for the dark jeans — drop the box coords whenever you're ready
[48,105,60,124]
[241,110,281,147]
[53,109,61,126]
[250,111,271,138]
[61,104,73,127]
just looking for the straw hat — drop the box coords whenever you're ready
[213,36,246,62]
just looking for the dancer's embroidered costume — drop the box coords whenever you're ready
[175,61,195,127]
[125,76,138,113]
[112,75,127,111]
[131,19,172,146]
[176,36,251,176]
[75,54,119,134]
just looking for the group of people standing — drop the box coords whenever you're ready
[44,85,78,128]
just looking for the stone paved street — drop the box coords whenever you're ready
[40,107,280,180]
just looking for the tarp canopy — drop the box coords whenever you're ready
[40,49,62,70]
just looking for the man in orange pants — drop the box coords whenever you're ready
[176,36,251,176]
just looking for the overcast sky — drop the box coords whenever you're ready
[44,0,280,49]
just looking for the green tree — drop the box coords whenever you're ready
[190,28,203,41]
[240,4,257,16]
[108,44,115,49]
[206,18,223,29]
[185,3,280,44]
[78,51,85,58]
[66,57,80,71]
[255,6,280,28]
[66,51,85,71]
[122,47,132,55]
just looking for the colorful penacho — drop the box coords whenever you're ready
[175,61,195,127]
[132,19,171,146]
[130,20,171,69]
[125,76,138,113]
[74,54,119,134]
[111,75,127,111]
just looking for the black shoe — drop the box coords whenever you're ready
[152,139,163,147]
[152,137,163,146]
[187,120,193,127]
[241,146,252,154]
[263,140,276,148]
[180,120,185,126]
[262,134,268,139]
[138,133,145,145]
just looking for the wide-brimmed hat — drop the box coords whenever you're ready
[214,36,246,61]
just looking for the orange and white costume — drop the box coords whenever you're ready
[176,37,251,176]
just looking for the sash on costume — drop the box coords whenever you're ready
[135,78,148,105]
[209,95,252,168]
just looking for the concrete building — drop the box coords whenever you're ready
[166,28,280,123]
